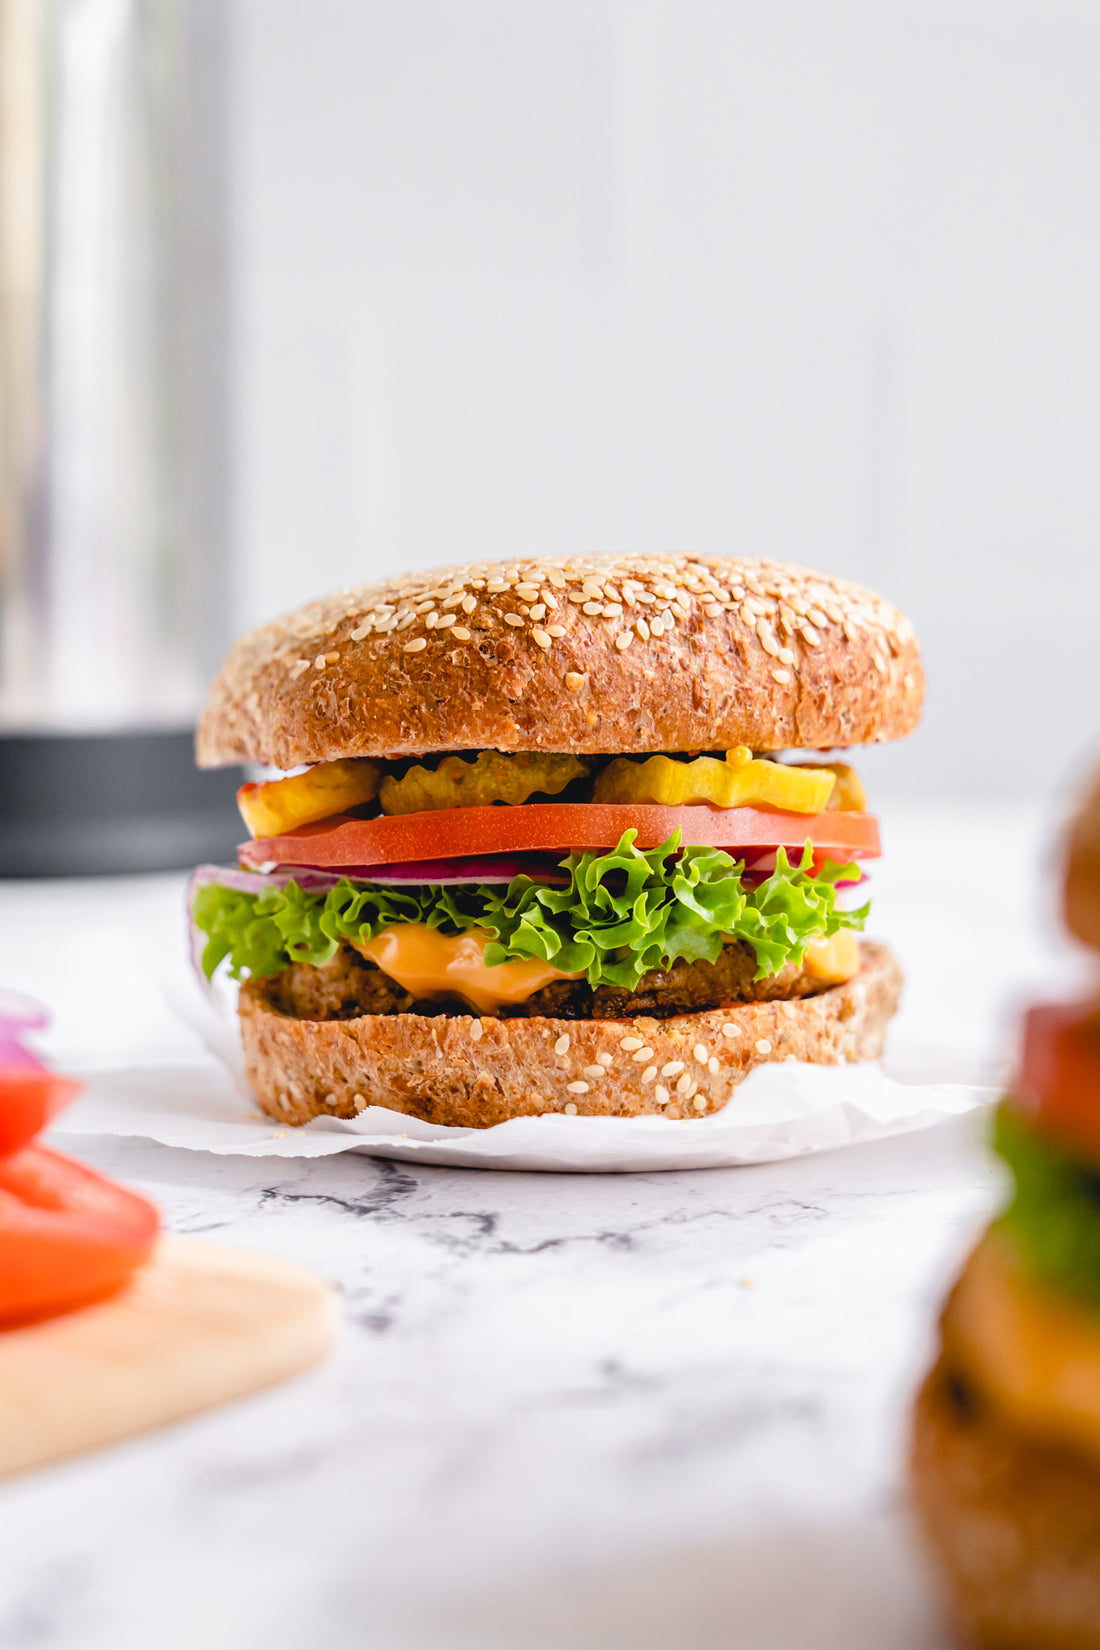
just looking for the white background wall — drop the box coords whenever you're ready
[228,0,1100,800]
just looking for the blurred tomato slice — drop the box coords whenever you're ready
[0,1146,160,1326]
[1014,1002,1100,1166]
[0,1069,82,1159]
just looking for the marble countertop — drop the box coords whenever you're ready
[0,802,1081,1650]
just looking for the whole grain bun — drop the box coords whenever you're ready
[198,555,922,768]
[1066,771,1100,952]
[912,1358,1100,1650]
[237,939,901,1129]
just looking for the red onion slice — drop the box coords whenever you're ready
[0,990,49,1070]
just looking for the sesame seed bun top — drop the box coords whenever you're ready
[196,553,924,769]
[1065,769,1100,951]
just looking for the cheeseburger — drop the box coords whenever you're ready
[912,775,1100,1649]
[191,554,922,1128]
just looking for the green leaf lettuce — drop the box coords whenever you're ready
[191,830,868,993]
[993,1105,1100,1308]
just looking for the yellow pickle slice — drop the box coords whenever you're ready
[591,749,837,815]
[380,751,590,815]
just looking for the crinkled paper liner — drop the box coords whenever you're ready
[50,975,997,1173]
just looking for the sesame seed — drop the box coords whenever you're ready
[772,668,791,684]
[529,604,546,621]
[470,1021,483,1042]
[554,1034,570,1054]
[655,1085,670,1106]
[349,624,370,642]
[641,1065,658,1084]
[692,1094,708,1113]
[565,672,585,692]
[630,1047,655,1063]
[546,624,566,638]
[313,654,327,669]
[531,628,552,650]
[547,570,566,588]
[603,602,623,617]
[503,613,525,627]
[514,583,540,600]
[661,1061,684,1077]
[415,600,435,614]
[708,1056,720,1075]
[614,631,633,651]
[567,1081,590,1095]
[649,615,665,636]
[778,647,796,666]
[721,1023,741,1038]
[620,1036,643,1051]
[705,602,722,618]
[583,1065,606,1079]
[693,1043,708,1064]
[403,637,428,653]
[582,581,603,599]
[755,1038,773,1055]
[581,601,603,616]
[422,614,438,629]
[486,579,509,593]
[676,1072,693,1095]
[596,1052,613,1067]
[636,618,650,641]
[563,1102,578,1116]
[451,626,471,641]
[461,595,477,613]
[436,613,458,629]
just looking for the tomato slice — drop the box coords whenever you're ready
[1013,1002,1100,1166]
[0,1146,160,1326]
[238,803,881,873]
[0,1069,83,1159]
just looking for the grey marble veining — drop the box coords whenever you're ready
[0,1120,998,1650]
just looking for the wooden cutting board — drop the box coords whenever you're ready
[0,1234,339,1479]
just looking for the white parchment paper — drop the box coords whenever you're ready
[48,974,996,1172]
[50,1056,989,1172]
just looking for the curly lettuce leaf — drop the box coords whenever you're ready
[993,1105,1100,1307]
[192,831,868,993]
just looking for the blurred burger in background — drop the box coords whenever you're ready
[190,553,922,1130]
[912,769,1100,1649]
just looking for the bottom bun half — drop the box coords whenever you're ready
[912,1360,1100,1650]
[238,938,901,1130]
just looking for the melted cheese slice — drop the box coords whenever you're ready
[802,931,860,984]
[946,1233,1100,1467]
[355,924,582,1014]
